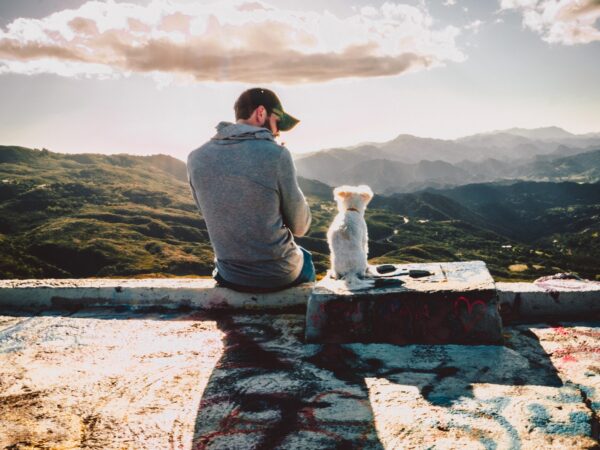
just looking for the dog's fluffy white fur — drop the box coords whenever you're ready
[327,185,374,283]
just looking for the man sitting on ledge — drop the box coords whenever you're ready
[187,88,315,292]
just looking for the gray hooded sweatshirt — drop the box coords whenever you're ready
[187,122,311,288]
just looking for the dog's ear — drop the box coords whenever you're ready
[334,186,353,200]
[358,185,374,202]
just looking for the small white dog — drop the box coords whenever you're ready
[327,185,374,284]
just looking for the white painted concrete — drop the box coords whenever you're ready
[1,311,598,448]
[314,261,495,296]
[0,278,314,310]
[497,278,600,321]
[0,276,598,320]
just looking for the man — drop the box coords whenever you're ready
[187,88,315,292]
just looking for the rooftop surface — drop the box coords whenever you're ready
[1,307,599,449]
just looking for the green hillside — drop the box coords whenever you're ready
[1,146,599,281]
[523,149,600,182]
[0,146,213,278]
[374,182,600,280]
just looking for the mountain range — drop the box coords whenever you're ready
[295,127,600,194]
[1,143,598,282]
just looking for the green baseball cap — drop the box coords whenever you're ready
[272,106,300,132]
[235,88,300,132]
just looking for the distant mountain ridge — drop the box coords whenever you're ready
[295,127,600,194]
[487,126,575,140]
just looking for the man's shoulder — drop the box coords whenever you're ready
[190,137,285,156]
[186,142,209,163]
[187,138,289,172]
[254,139,288,157]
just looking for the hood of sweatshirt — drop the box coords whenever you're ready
[212,121,274,143]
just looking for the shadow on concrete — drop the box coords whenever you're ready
[189,312,383,449]
[0,307,565,449]
[190,312,564,449]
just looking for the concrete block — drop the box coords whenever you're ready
[0,278,313,310]
[497,278,600,323]
[305,261,503,344]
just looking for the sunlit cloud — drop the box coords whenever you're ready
[500,0,600,44]
[0,0,465,84]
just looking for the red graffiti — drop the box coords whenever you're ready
[390,297,487,335]
[300,390,373,442]
[552,327,600,340]
[397,304,431,322]
[309,303,327,326]
[341,302,363,322]
[553,326,569,336]
[194,405,264,450]
[561,354,578,363]
[553,344,600,359]
[321,295,491,340]
[452,296,486,333]
[195,390,374,449]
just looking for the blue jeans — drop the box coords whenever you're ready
[213,247,316,293]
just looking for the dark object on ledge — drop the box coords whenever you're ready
[375,264,397,274]
[372,278,405,289]
[408,269,433,278]
[375,265,433,278]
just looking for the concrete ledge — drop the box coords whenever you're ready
[497,278,600,322]
[1,274,598,322]
[0,278,314,310]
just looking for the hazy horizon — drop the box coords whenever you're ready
[5,124,600,163]
[1,0,599,160]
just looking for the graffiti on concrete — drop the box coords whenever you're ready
[306,261,503,345]
[193,313,598,449]
[309,292,497,345]
[0,309,598,449]
[193,316,383,449]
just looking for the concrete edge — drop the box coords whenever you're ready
[496,281,600,322]
[0,279,598,321]
[0,278,314,311]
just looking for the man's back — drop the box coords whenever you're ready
[187,121,311,288]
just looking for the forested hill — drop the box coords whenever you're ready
[1,146,598,281]
[0,146,212,278]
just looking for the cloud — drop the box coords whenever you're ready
[499,0,600,44]
[0,0,465,84]
[443,0,457,6]
[465,19,484,33]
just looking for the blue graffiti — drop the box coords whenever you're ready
[548,387,584,404]
[449,397,520,450]
[528,403,591,436]
[444,420,498,450]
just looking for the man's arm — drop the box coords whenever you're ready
[187,164,201,210]
[277,147,311,236]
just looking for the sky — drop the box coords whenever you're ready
[0,0,599,160]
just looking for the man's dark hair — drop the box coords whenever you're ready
[234,88,282,120]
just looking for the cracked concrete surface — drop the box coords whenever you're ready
[0,308,598,449]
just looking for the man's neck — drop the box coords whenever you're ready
[237,118,260,127]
